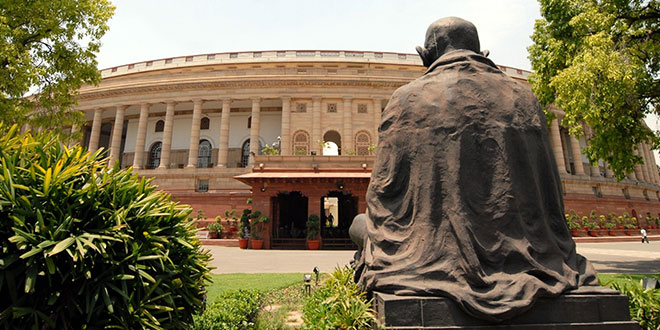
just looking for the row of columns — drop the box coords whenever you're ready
[86,96,384,169]
[549,118,660,184]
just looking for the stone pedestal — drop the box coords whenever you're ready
[374,286,639,329]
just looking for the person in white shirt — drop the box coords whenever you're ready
[641,228,650,243]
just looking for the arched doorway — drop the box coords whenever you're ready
[271,191,309,249]
[323,130,342,155]
[320,191,358,249]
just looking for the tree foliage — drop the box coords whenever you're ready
[529,0,660,180]
[0,0,114,135]
[0,124,211,329]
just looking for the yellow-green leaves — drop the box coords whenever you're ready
[529,0,660,180]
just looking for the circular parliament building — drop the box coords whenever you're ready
[74,50,660,249]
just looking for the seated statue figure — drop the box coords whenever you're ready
[353,17,598,322]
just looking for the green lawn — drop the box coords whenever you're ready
[598,273,660,287]
[206,273,305,303]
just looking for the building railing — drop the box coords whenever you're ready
[100,49,531,81]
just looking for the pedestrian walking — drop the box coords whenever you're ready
[641,228,650,243]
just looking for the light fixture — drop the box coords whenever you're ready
[303,274,312,294]
[313,266,320,285]
[260,187,266,192]
[312,163,318,171]
[361,163,367,169]
[259,163,264,169]
[337,183,344,190]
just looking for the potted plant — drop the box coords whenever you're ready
[250,212,270,249]
[207,222,224,239]
[306,214,321,250]
[565,211,580,237]
[586,221,600,237]
[238,209,251,249]
[624,223,635,236]
[224,209,238,233]
[567,220,580,237]
[604,222,616,236]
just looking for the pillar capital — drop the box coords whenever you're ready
[221,97,232,104]
[281,96,292,101]
[192,98,204,105]
[342,96,353,100]
[251,96,262,102]
[312,96,322,102]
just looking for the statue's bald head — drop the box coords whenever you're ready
[416,17,481,67]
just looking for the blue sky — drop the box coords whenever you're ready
[97,0,541,70]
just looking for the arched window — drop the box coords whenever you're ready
[200,117,210,130]
[292,130,310,156]
[355,131,371,155]
[148,142,162,169]
[155,120,164,132]
[197,140,212,168]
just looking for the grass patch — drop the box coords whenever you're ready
[206,273,304,303]
[598,273,660,287]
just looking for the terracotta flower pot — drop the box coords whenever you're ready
[571,230,578,237]
[239,238,249,249]
[208,231,218,239]
[588,230,598,237]
[307,240,320,250]
[608,230,615,236]
[251,239,264,249]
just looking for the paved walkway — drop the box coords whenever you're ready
[206,241,660,274]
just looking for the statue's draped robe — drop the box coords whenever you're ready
[357,50,598,322]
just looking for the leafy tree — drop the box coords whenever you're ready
[528,0,660,180]
[0,124,211,329]
[0,0,114,136]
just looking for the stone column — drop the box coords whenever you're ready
[159,101,176,169]
[569,134,585,175]
[312,96,322,155]
[216,98,232,167]
[108,105,127,166]
[372,98,382,146]
[634,148,644,181]
[280,96,291,156]
[550,118,567,174]
[605,163,615,179]
[643,143,657,183]
[68,124,79,147]
[186,99,204,168]
[640,144,650,182]
[343,97,353,154]
[249,97,261,165]
[132,103,150,170]
[88,108,104,154]
[649,145,660,184]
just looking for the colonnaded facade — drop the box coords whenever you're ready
[73,50,660,249]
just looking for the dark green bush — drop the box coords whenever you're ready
[302,266,378,330]
[0,125,211,329]
[609,279,660,330]
[192,289,263,330]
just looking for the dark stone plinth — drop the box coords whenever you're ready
[374,286,639,329]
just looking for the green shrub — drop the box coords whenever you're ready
[0,125,211,329]
[192,289,263,330]
[302,266,379,330]
[609,279,660,330]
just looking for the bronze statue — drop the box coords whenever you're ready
[352,17,598,322]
